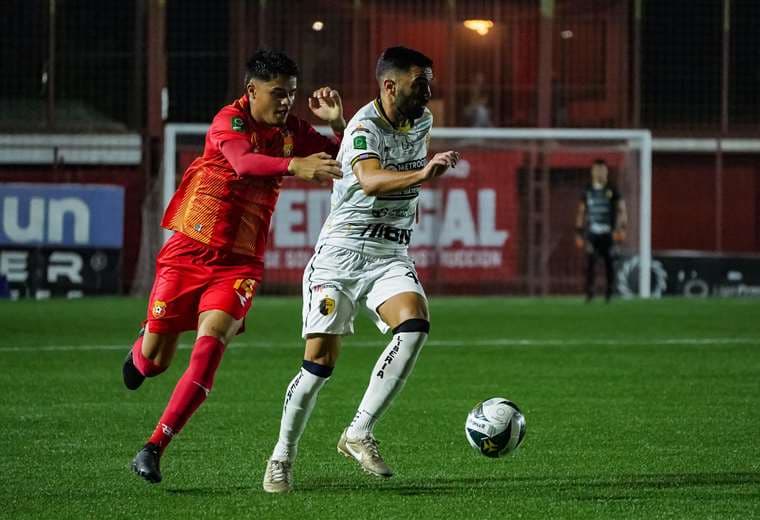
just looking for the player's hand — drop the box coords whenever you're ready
[422,151,460,181]
[575,236,585,250]
[309,87,345,129]
[613,229,626,242]
[288,152,342,183]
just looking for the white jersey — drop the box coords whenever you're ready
[315,99,432,257]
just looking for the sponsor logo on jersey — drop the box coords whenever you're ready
[358,223,412,245]
[319,297,335,316]
[232,116,245,132]
[151,300,167,319]
[386,158,426,171]
[376,184,420,201]
[353,135,367,150]
[371,207,413,218]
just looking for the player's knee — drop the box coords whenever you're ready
[304,334,340,367]
[198,325,236,345]
[392,318,430,335]
[302,359,334,378]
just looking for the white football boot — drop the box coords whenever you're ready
[262,459,293,493]
[337,428,393,478]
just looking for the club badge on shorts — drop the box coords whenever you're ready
[151,300,167,318]
[319,297,335,316]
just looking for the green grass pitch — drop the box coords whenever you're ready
[1,296,758,518]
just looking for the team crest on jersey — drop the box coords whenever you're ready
[233,279,257,306]
[283,133,294,157]
[353,135,367,150]
[319,297,335,316]
[232,116,246,132]
[151,300,167,319]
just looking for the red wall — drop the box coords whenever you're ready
[652,154,759,253]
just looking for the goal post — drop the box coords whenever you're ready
[430,127,652,298]
[161,124,652,298]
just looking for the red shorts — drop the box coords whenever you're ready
[145,233,265,334]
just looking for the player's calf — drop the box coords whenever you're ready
[122,328,174,390]
[123,328,149,390]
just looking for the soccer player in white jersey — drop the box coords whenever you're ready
[263,46,460,493]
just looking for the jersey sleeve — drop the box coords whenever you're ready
[210,107,291,177]
[208,106,251,151]
[343,121,383,169]
[611,187,622,203]
[220,139,291,178]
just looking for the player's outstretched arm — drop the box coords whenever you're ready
[308,87,346,134]
[354,151,460,196]
[288,152,343,183]
[221,139,294,178]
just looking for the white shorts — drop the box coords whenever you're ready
[301,244,427,338]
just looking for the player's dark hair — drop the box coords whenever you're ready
[375,46,433,81]
[244,49,299,86]
[593,158,608,166]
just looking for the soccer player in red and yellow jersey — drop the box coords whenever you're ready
[122,49,346,484]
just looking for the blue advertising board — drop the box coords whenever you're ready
[0,183,124,248]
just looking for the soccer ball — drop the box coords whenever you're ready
[465,397,526,458]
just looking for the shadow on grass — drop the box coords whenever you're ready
[156,471,760,499]
[164,485,250,496]
[293,471,760,498]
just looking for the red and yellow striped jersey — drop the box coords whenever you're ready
[162,95,340,258]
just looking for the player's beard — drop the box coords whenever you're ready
[396,92,427,121]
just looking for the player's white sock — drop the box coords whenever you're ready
[271,361,332,462]
[346,319,429,439]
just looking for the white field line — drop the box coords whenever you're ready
[0,337,756,353]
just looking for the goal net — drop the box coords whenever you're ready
[156,125,652,297]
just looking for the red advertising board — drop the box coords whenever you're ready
[261,148,522,289]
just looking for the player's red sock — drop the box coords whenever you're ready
[148,336,226,453]
[131,336,165,377]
